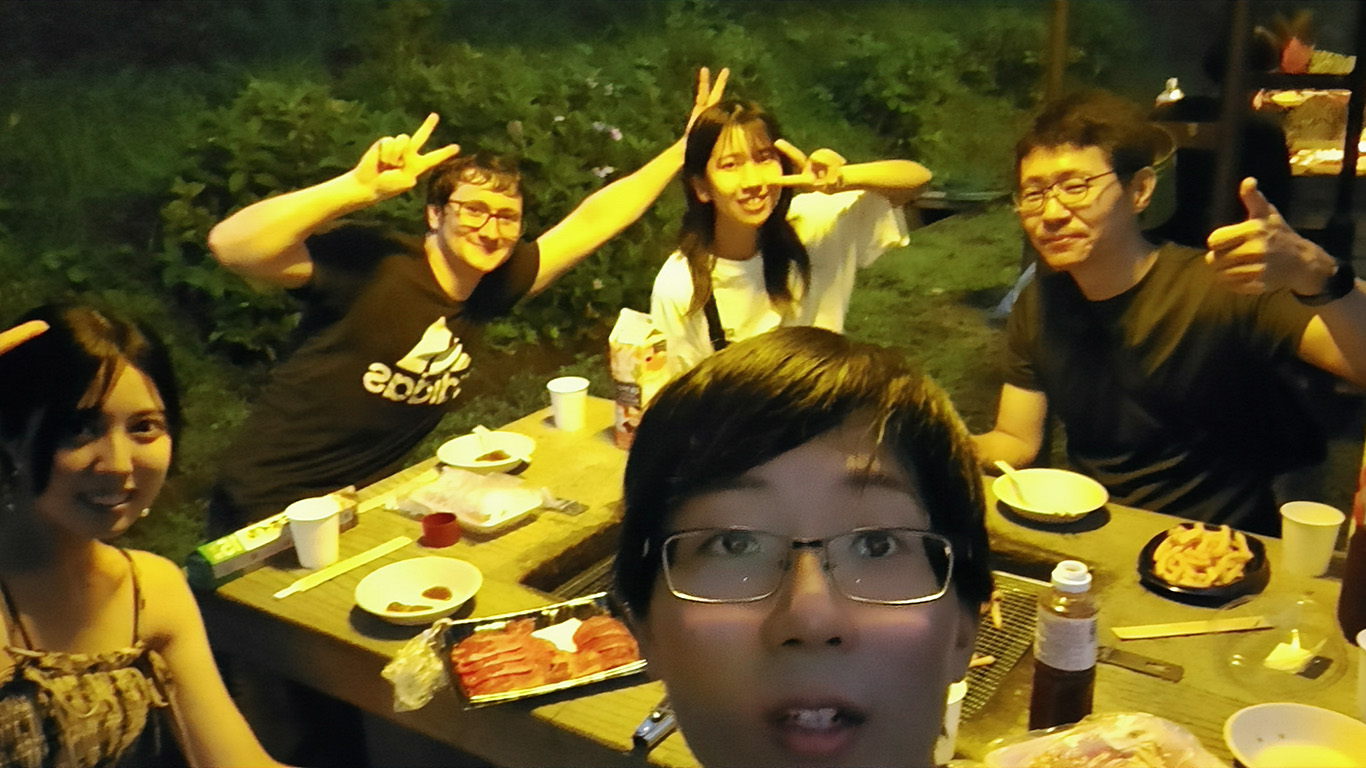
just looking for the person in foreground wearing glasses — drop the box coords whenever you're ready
[614,326,992,768]
[205,68,728,534]
[649,98,930,377]
[973,89,1366,536]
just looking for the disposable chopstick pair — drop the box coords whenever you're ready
[274,535,412,599]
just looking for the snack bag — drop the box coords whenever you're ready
[608,308,668,449]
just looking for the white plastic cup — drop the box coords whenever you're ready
[934,679,968,765]
[1357,629,1366,722]
[285,496,342,569]
[547,376,589,431]
[1280,501,1346,577]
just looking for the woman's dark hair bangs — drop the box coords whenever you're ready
[0,304,181,493]
[677,102,806,315]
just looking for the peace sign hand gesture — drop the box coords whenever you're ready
[686,67,730,134]
[351,113,462,202]
[772,140,847,194]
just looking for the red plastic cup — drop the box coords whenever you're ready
[421,512,461,548]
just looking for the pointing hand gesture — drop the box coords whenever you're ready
[686,67,730,134]
[772,140,846,193]
[1206,178,1328,295]
[0,321,47,357]
[352,113,461,201]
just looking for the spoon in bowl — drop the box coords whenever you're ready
[994,460,1029,505]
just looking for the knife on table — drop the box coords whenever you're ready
[632,696,676,755]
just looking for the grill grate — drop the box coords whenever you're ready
[550,558,1042,720]
[552,554,617,599]
[963,571,1045,719]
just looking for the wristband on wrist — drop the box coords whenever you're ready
[1294,258,1356,306]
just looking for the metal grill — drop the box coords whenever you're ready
[963,571,1045,719]
[552,554,617,599]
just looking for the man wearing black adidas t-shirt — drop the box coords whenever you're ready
[207,70,728,535]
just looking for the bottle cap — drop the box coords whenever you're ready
[1051,560,1092,593]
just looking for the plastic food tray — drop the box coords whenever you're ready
[442,592,646,707]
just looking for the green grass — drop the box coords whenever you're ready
[847,206,1022,430]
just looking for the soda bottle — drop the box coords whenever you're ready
[1029,560,1098,730]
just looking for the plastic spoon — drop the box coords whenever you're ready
[994,460,1029,505]
[471,424,529,464]
[472,424,493,454]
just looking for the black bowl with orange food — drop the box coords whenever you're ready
[1137,523,1270,607]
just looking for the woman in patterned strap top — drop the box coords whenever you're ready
[0,305,287,767]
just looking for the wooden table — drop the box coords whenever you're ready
[964,487,1358,763]
[201,397,1360,766]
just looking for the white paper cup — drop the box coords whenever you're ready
[546,376,589,431]
[285,496,342,569]
[1280,501,1346,578]
[1357,629,1366,722]
[934,679,968,764]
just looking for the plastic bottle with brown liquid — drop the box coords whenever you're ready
[1029,560,1098,730]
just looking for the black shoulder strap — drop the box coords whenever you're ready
[703,293,728,352]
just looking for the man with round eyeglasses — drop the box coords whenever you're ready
[973,89,1366,536]
[614,326,992,768]
[206,69,729,534]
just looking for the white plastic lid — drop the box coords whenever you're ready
[1051,560,1092,593]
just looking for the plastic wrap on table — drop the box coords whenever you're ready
[382,619,455,712]
[397,466,541,534]
[984,712,1224,768]
[442,592,646,707]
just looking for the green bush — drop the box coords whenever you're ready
[0,0,1154,562]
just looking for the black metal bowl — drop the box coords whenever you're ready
[1137,524,1270,607]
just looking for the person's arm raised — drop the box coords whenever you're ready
[773,140,932,208]
[208,113,459,288]
[1207,178,1366,388]
[530,67,729,296]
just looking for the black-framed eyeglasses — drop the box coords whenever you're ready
[660,527,954,605]
[1013,170,1118,214]
[445,199,522,234]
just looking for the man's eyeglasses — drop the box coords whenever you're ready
[445,200,522,235]
[1013,171,1117,214]
[660,527,954,605]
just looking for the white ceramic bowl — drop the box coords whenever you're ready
[437,431,535,473]
[1224,702,1366,767]
[354,557,482,626]
[992,468,1108,523]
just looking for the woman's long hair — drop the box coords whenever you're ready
[678,101,811,316]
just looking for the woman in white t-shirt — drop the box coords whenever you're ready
[650,100,931,376]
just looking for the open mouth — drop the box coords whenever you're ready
[767,703,867,759]
[738,196,772,215]
[80,491,134,511]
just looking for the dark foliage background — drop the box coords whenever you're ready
[0,0,1154,558]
